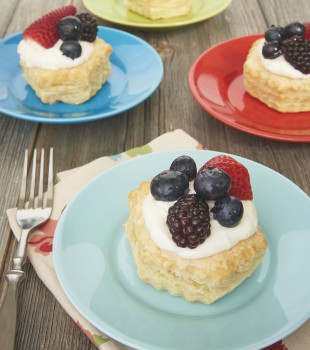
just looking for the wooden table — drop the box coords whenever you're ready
[0,0,309,349]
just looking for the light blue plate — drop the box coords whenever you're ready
[0,27,163,123]
[54,150,310,350]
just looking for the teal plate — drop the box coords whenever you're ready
[54,150,310,350]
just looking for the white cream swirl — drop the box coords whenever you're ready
[258,39,310,79]
[17,38,94,70]
[142,191,258,260]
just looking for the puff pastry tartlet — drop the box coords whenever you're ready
[20,38,112,105]
[244,39,310,112]
[125,155,267,305]
[125,0,192,20]
[244,22,310,113]
[18,5,112,104]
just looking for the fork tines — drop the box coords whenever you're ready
[17,148,53,210]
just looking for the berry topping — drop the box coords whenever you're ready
[212,196,244,228]
[151,170,189,201]
[60,41,82,60]
[265,25,285,42]
[199,155,253,200]
[57,16,83,41]
[22,5,77,48]
[262,21,310,67]
[194,167,231,200]
[166,194,211,248]
[283,21,305,39]
[262,41,282,59]
[281,35,310,74]
[76,13,98,42]
[170,155,197,181]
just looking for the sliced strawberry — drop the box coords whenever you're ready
[303,22,310,41]
[23,5,77,48]
[199,155,253,200]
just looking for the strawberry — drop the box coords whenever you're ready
[199,155,253,200]
[303,22,310,41]
[22,5,77,48]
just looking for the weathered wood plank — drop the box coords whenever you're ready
[259,0,310,26]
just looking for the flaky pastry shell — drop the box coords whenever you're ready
[20,37,112,104]
[243,38,310,113]
[124,180,267,305]
[125,0,192,20]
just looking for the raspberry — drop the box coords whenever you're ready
[303,22,310,41]
[199,155,253,200]
[166,194,211,249]
[281,35,310,74]
[23,5,77,48]
[76,13,98,42]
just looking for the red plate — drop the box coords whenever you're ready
[188,34,310,142]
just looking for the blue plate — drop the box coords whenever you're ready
[54,150,310,350]
[0,27,163,123]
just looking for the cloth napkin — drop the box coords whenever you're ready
[6,129,310,350]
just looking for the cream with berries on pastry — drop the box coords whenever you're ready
[125,155,267,305]
[17,6,112,104]
[125,0,192,20]
[244,21,310,112]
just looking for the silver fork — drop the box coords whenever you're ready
[0,148,53,350]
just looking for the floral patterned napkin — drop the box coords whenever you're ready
[6,129,309,350]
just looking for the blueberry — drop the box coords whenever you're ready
[262,41,282,59]
[212,196,244,228]
[57,16,83,41]
[264,26,285,42]
[151,170,189,201]
[283,22,305,39]
[170,155,197,181]
[194,167,231,200]
[60,41,82,60]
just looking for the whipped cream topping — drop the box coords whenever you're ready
[17,39,94,70]
[142,184,258,260]
[258,39,310,79]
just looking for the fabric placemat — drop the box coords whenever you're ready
[6,129,309,350]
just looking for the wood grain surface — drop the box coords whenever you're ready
[0,0,309,349]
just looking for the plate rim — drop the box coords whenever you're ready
[83,0,232,29]
[188,34,310,142]
[54,150,310,350]
[0,26,163,124]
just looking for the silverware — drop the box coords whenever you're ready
[0,148,54,350]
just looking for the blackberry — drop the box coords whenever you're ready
[166,194,211,249]
[76,13,98,42]
[281,35,310,74]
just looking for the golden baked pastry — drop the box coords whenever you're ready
[124,180,267,305]
[125,0,192,20]
[20,37,112,104]
[243,38,310,113]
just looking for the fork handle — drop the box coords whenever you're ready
[0,269,25,350]
[13,228,30,271]
[0,227,29,349]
